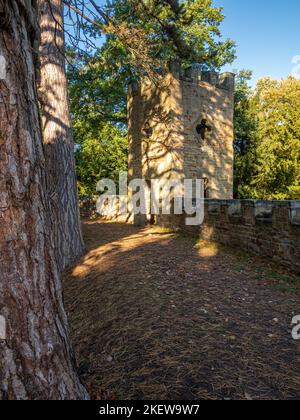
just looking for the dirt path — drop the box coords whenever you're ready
[63,221,300,400]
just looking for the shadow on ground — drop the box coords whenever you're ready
[63,220,300,400]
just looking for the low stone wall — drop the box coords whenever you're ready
[79,196,98,219]
[79,196,300,273]
[79,195,132,223]
[158,200,300,274]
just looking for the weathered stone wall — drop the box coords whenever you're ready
[128,64,235,203]
[128,74,185,182]
[158,199,300,274]
[79,195,132,223]
[128,73,185,225]
[180,71,234,199]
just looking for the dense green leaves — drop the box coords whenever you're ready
[103,0,236,70]
[234,75,300,200]
[251,77,300,199]
[233,70,258,198]
[75,123,128,195]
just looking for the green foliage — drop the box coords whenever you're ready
[251,77,300,199]
[68,48,128,126]
[75,123,128,195]
[234,75,300,200]
[233,70,258,198]
[68,38,130,196]
[104,0,236,70]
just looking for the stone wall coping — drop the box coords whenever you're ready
[205,199,300,209]
[204,199,300,227]
[79,196,300,209]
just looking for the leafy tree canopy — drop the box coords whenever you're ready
[101,0,236,71]
[74,122,128,195]
[234,75,300,200]
[251,77,300,200]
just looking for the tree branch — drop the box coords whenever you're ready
[89,0,110,25]
[63,0,104,30]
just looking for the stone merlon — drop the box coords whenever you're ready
[169,60,235,92]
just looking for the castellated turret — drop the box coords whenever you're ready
[128,62,235,223]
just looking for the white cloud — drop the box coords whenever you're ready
[291,55,300,78]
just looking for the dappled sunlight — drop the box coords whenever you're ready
[71,221,221,280]
[71,222,177,279]
[195,240,219,258]
[63,221,300,400]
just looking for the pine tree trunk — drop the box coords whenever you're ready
[0,0,88,400]
[38,0,84,272]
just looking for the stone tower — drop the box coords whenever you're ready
[128,63,235,222]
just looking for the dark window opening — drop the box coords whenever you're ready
[196,119,212,140]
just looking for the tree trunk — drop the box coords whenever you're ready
[38,0,84,272]
[0,0,88,400]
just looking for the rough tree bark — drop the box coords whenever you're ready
[0,0,88,400]
[38,0,84,272]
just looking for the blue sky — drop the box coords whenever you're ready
[214,0,300,84]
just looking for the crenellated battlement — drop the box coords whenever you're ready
[158,199,300,273]
[205,199,300,225]
[169,60,235,92]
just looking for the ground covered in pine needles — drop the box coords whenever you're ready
[63,220,300,400]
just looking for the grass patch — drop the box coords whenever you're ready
[233,262,244,273]
[268,271,300,293]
